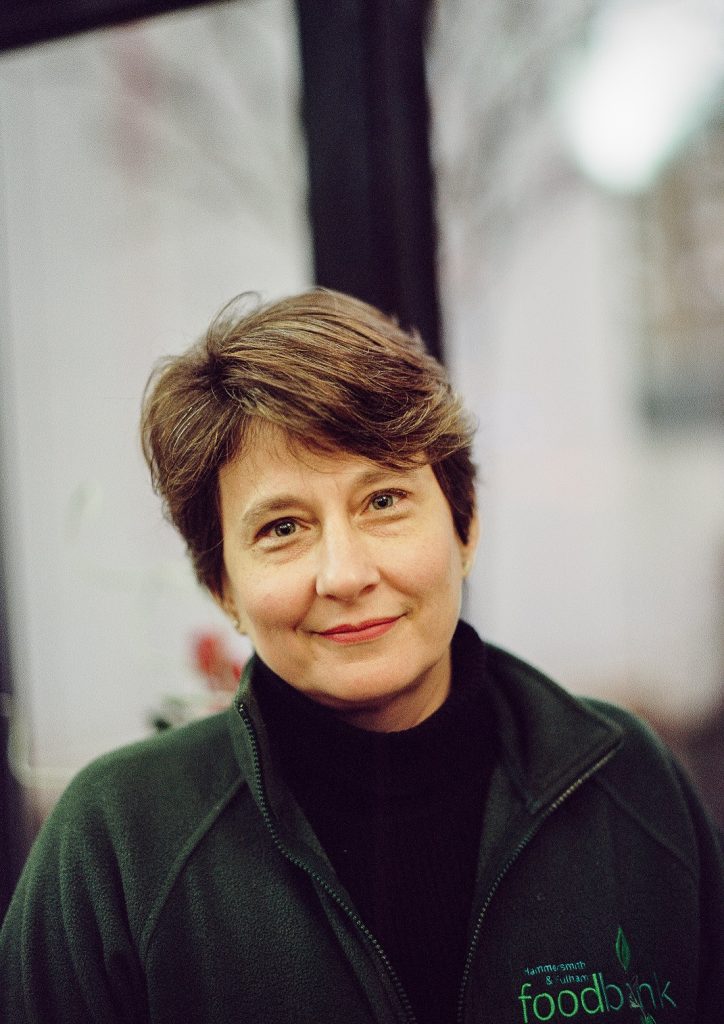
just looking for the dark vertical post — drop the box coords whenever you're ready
[295,0,442,360]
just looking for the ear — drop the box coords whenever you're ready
[460,509,481,578]
[210,571,244,633]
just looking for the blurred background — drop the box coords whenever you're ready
[0,0,722,915]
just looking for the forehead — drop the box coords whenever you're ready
[217,423,431,515]
[223,423,377,479]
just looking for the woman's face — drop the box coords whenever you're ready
[218,424,478,731]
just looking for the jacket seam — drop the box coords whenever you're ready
[592,773,698,883]
[138,775,246,960]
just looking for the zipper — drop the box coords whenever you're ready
[238,702,418,1024]
[455,746,619,1024]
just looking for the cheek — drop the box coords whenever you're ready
[392,530,465,593]
[234,570,310,635]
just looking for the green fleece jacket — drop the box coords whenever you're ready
[1,622,722,1023]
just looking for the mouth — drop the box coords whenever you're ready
[317,616,401,645]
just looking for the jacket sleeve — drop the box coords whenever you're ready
[673,760,724,1021]
[0,770,148,1024]
[589,699,723,1021]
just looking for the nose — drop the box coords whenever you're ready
[315,521,380,601]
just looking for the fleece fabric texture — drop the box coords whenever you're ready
[1,621,722,1024]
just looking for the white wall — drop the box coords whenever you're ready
[443,189,723,717]
[428,0,724,719]
[0,0,312,791]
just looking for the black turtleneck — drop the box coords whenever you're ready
[252,626,497,1024]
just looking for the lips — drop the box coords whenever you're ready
[318,616,401,645]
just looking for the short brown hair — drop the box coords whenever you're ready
[141,289,476,593]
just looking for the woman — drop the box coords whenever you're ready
[1,289,722,1023]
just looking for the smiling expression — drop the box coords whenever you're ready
[218,424,478,731]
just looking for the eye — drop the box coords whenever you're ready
[271,519,297,537]
[257,518,298,540]
[369,490,403,511]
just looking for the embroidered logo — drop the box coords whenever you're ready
[516,927,676,1022]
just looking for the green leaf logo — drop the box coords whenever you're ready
[615,926,631,971]
[643,1015,656,1023]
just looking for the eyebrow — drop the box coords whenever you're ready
[240,495,305,531]
[239,466,419,532]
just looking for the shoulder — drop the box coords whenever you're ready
[27,710,247,931]
[63,707,241,815]
[582,696,695,809]
[464,622,682,790]
[459,623,721,871]
[55,709,249,860]
[580,698,718,866]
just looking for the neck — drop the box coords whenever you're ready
[303,648,453,733]
[333,678,452,733]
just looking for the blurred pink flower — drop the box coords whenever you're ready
[192,631,245,694]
